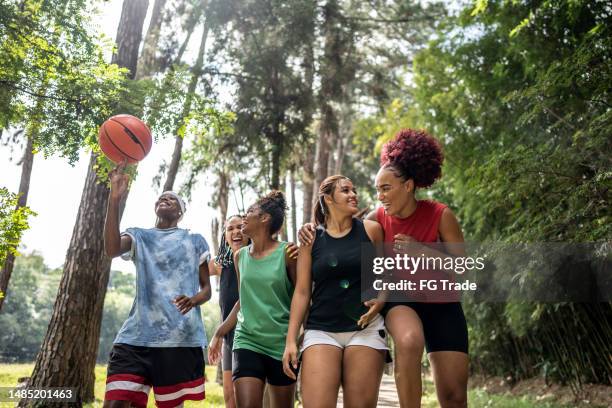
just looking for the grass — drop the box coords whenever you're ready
[0,364,589,407]
[0,364,224,407]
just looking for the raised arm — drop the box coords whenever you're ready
[104,163,132,258]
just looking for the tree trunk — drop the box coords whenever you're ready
[23,154,113,407]
[218,168,230,224]
[333,102,352,175]
[312,0,341,207]
[290,167,297,242]
[270,142,282,191]
[312,104,335,204]
[136,0,168,79]
[22,1,148,405]
[301,145,315,224]
[112,0,149,78]
[279,171,288,241]
[300,36,315,225]
[0,134,34,311]
[162,19,210,192]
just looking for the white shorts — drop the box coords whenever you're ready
[301,315,389,352]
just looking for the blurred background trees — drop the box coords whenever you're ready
[1,0,610,402]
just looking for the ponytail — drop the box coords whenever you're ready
[312,175,350,227]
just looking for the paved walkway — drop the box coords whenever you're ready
[336,374,398,407]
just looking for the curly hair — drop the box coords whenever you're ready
[380,129,444,188]
[254,190,288,235]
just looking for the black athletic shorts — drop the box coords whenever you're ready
[232,348,298,386]
[105,343,205,408]
[382,302,468,354]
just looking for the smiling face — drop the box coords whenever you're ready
[242,204,267,238]
[225,216,248,252]
[155,193,182,221]
[375,166,414,216]
[325,178,359,217]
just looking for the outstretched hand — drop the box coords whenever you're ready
[108,161,129,200]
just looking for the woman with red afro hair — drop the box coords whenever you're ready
[371,129,468,407]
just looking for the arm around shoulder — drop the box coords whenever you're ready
[366,209,378,222]
[364,219,384,243]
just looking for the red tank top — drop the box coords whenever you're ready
[376,200,457,302]
[376,200,447,243]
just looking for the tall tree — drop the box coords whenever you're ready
[312,0,356,203]
[136,0,168,79]
[0,0,125,309]
[218,0,316,191]
[22,0,149,405]
[162,11,210,191]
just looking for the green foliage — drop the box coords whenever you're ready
[206,0,317,190]
[0,254,221,364]
[0,0,129,162]
[404,0,612,389]
[0,188,35,266]
[349,99,426,207]
[0,253,60,362]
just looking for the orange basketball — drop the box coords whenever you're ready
[98,114,152,164]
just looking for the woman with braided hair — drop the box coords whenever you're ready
[208,215,248,408]
[208,191,298,408]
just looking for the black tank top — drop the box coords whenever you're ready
[219,263,239,340]
[306,218,374,332]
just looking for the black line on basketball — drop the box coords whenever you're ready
[109,118,147,156]
[104,123,140,161]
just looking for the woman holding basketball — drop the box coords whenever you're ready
[208,191,297,408]
[300,129,468,408]
[283,175,387,408]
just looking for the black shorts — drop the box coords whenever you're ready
[105,343,205,408]
[382,302,468,354]
[232,348,298,386]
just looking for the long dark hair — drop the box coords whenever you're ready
[312,175,351,226]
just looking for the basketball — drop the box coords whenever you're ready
[98,114,152,164]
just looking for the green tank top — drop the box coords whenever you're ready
[233,241,293,360]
